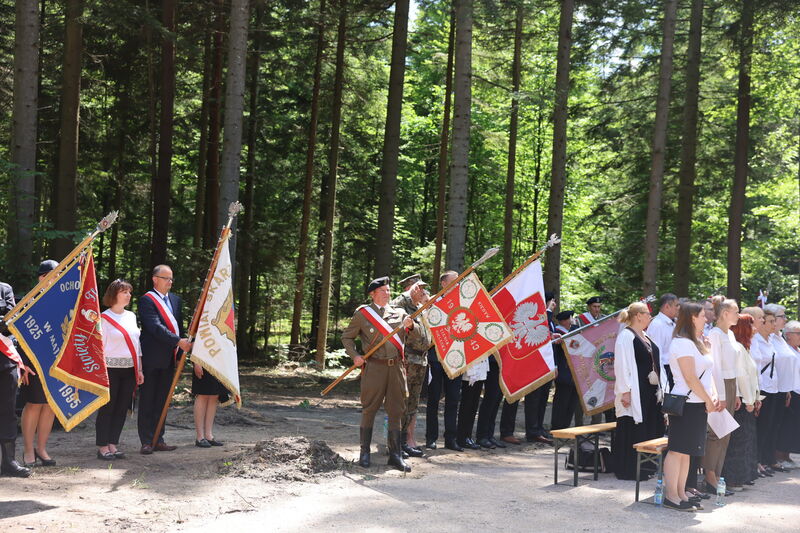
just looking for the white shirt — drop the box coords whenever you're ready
[101,309,142,368]
[463,357,489,384]
[708,327,738,401]
[750,334,778,393]
[646,312,675,366]
[669,337,714,403]
[771,333,797,393]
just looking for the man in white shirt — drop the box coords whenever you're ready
[646,293,679,389]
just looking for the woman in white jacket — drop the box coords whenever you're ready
[611,302,666,480]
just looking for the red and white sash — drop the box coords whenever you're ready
[359,305,404,358]
[0,333,24,369]
[578,312,595,326]
[554,325,570,335]
[144,291,180,361]
[101,311,141,377]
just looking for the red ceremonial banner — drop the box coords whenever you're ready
[50,252,110,401]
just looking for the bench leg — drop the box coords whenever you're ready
[554,439,559,485]
[573,439,579,487]
[635,452,642,502]
[593,434,600,481]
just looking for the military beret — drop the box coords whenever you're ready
[556,310,575,321]
[366,276,390,294]
[38,259,59,276]
[586,296,602,305]
[398,273,421,289]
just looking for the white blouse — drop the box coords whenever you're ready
[669,337,715,403]
[750,334,778,394]
[709,327,738,401]
[101,309,142,369]
[772,334,797,393]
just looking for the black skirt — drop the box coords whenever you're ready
[668,402,707,456]
[19,372,47,405]
[777,391,800,454]
[722,407,758,484]
[192,369,230,403]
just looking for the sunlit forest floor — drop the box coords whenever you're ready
[1,366,798,532]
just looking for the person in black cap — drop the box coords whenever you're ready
[578,296,603,326]
[19,260,60,467]
[342,276,422,472]
[550,310,584,430]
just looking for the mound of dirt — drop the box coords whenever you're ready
[219,436,350,482]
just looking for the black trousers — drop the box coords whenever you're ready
[457,380,484,442]
[499,381,552,438]
[550,381,581,430]
[96,367,136,446]
[137,365,175,445]
[0,366,19,441]
[475,358,503,440]
[425,348,461,442]
[757,392,781,465]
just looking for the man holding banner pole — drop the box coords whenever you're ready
[137,265,192,455]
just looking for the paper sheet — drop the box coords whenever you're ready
[707,409,740,439]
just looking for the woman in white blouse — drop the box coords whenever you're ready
[96,280,144,460]
[701,295,739,493]
[663,302,720,512]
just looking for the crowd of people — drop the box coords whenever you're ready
[0,263,230,478]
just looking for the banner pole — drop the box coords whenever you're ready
[150,202,243,448]
[557,294,656,342]
[320,247,501,397]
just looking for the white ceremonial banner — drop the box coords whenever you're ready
[190,235,241,407]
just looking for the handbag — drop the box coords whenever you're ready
[662,370,705,416]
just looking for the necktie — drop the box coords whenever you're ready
[163,294,173,314]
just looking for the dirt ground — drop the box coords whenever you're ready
[1,366,798,533]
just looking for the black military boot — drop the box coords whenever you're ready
[358,427,372,468]
[400,431,424,458]
[388,430,411,472]
[1,440,31,478]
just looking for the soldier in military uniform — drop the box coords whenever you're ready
[390,274,432,458]
[342,276,422,472]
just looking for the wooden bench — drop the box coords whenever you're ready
[633,437,669,502]
[551,422,617,487]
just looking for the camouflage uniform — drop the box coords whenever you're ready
[390,292,431,432]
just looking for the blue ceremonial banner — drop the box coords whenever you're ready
[8,258,108,431]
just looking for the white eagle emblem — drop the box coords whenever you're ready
[510,301,550,349]
[451,312,474,334]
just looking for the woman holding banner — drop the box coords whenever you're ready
[612,302,665,480]
[663,302,719,512]
[96,279,144,460]
[191,363,228,448]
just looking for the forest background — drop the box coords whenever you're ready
[1,0,798,368]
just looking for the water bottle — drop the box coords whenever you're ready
[383,415,389,440]
[653,479,664,506]
[715,477,726,507]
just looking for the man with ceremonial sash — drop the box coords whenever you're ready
[390,273,431,458]
[342,276,421,472]
[577,296,603,326]
[137,265,192,454]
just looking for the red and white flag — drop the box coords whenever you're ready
[0,334,24,370]
[423,272,513,379]
[492,259,555,402]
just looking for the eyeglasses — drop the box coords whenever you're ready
[154,276,174,282]
[776,315,786,319]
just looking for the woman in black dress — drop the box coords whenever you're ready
[192,361,230,448]
[612,302,666,480]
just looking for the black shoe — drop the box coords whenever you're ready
[489,437,506,449]
[358,427,372,468]
[444,439,463,452]
[401,444,424,458]
[113,451,127,459]
[663,498,696,512]
[1,440,32,478]
[425,441,437,450]
[207,439,224,447]
[388,430,411,472]
[770,464,788,473]
[34,449,56,467]
[463,438,481,450]
[195,439,212,448]
[744,480,755,485]
[477,438,496,449]
[97,450,116,460]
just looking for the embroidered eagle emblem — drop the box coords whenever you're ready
[451,312,474,334]
[510,301,550,349]
[212,290,236,345]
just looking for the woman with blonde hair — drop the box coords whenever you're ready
[701,295,739,494]
[663,302,719,511]
[611,302,666,480]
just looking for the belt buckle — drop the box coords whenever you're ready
[388,358,395,367]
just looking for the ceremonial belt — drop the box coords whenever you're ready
[0,333,24,369]
[359,306,404,360]
[101,313,141,378]
[144,291,179,363]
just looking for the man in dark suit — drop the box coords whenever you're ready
[137,265,192,454]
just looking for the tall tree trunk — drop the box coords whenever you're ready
[373,0,410,277]
[290,0,327,345]
[446,0,472,272]
[503,1,524,277]
[315,0,348,369]
[674,0,704,298]
[204,0,225,248]
[144,0,157,273]
[543,0,574,297]
[642,0,678,296]
[727,0,755,302]
[52,0,84,259]
[9,0,39,288]
[194,27,212,249]
[431,8,455,292]
[219,0,251,257]
[151,0,177,267]
[237,2,263,356]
